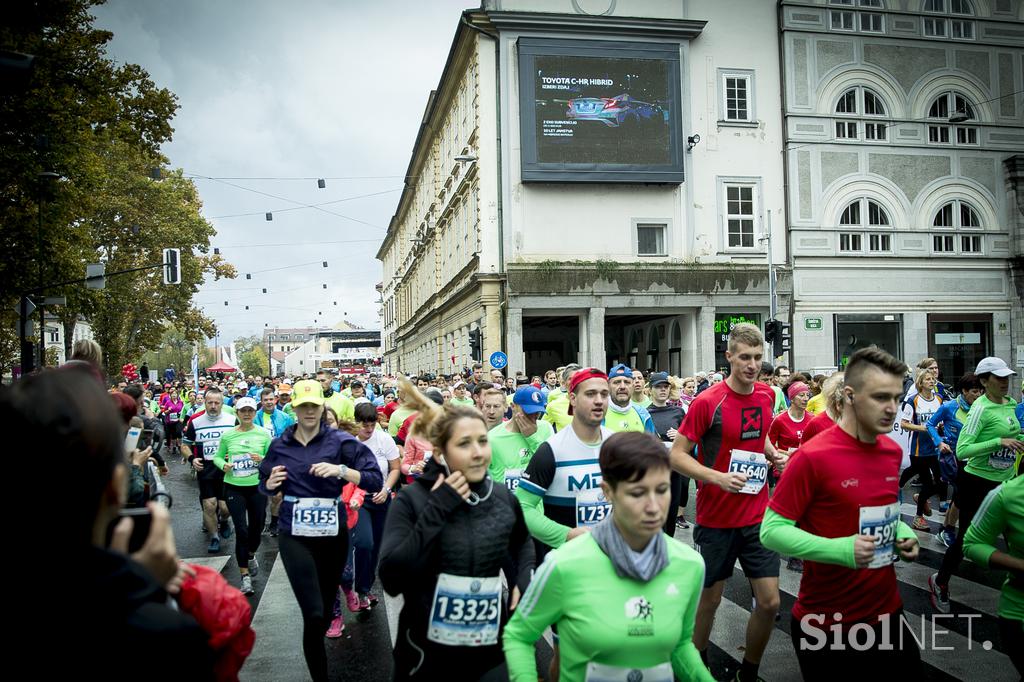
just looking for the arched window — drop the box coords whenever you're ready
[839,198,892,253]
[834,86,888,141]
[932,200,982,254]
[927,91,978,145]
[923,0,975,39]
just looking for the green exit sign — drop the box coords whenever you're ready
[805,317,823,331]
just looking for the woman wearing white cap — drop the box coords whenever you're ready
[213,396,269,596]
[929,356,1024,613]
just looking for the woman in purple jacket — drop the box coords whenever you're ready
[258,379,382,682]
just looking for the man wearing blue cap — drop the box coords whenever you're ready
[604,363,656,434]
[489,385,554,491]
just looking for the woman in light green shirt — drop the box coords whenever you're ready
[213,397,271,595]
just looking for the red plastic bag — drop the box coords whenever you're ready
[177,563,256,682]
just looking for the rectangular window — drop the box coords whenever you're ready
[928,125,950,143]
[933,235,955,252]
[839,233,862,251]
[725,184,756,249]
[836,120,858,139]
[636,223,667,256]
[49,330,59,343]
[720,71,754,123]
[831,10,855,30]
[956,126,978,144]
[950,0,971,13]
[961,235,982,253]
[865,122,886,140]
[868,233,891,252]
[861,13,884,32]
[923,17,947,36]
[951,20,974,39]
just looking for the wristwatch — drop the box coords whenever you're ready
[337,464,349,480]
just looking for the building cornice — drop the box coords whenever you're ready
[481,11,706,40]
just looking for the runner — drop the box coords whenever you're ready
[504,431,714,682]
[278,383,294,418]
[318,370,355,423]
[257,379,382,682]
[927,373,983,546]
[255,386,295,437]
[516,367,613,681]
[898,369,945,530]
[930,356,1024,613]
[212,396,270,596]
[963,475,1023,676]
[449,380,475,407]
[182,387,236,553]
[488,384,553,492]
[800,372,845,444]
[631,369,652,408]
[760,347,922,676]
[646,371,690,534]
[605,364,655,434]
[768,380,810,454]
[378,378,534,680]
[479,385,507,432]
[543,364,580,433]
[667,323,786,681]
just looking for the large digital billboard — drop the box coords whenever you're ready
[518,39,684,183]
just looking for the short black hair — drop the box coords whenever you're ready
[354,402,377,423]
[958,372,982,392]
[124,384,144,401]
[845,347,908,390]
[760,361,775,376]
[600,432,670,488]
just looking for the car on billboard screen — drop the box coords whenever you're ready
[565,94,666,127]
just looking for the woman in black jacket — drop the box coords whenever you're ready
[379,378,534,681]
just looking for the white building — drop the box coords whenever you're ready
[45,314,94,365]
[780,0,1024,377]
[379,0,789,377]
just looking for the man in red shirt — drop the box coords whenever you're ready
[760,347,922,677]
[669,323,787,681]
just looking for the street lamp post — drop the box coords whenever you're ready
[37,171,59,368]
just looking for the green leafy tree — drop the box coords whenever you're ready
[240,345,269,378]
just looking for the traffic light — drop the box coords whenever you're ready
[162,248,181,285]
[777,321,792,354]
[468,328,482,361]
[764,319,778,346]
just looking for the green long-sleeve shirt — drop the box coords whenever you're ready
[503,534,714,682]
[761,508,916,568]
[213,427,271,486]
[963,476,1023,620]
[487,420,553,490]
[956,394,1022,482]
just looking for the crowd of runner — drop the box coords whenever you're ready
[13,332,1023,680]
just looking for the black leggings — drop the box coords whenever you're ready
[999,616,1023,676]
[899,457,945,516]
[224,483,266,570]
[937,470,1001,586]
[790,612,921,678]
[279,532,349,682]
[663,470,689,536]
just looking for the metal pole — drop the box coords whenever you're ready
[767,210,776,320]
[37,185,45,367]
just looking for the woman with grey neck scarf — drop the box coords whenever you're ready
[504,431,714,682]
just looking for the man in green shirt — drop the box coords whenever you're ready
[605,364,655,434]
[318,370,354,422]
[488,385,553,491]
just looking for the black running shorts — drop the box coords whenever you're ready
[693,523,780,587]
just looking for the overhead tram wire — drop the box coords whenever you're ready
[208,187,403,219]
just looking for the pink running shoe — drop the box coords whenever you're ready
[326,615,345,638]
[343,587,361,613]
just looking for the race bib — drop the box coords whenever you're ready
[292,498,339,537]
[427,573,501,646]
[230,453,258,478]
[169,411,179,422]
[503,468,522,491]
[728,449,768,495]
[989,448,1016,471]
[859,503,899,569]
[576,487,611,527]
[585,662,673,682]
[202,442,217,461]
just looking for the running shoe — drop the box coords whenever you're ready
[786,557,804,572]
[913,493,932,516]
[938,501,950,513]
[928,573,950,613]
[326,615,345,638]
[220,519,233,539]
[208,536,221,553]
[938,528,956,548]
[365,592,380,606]
[343,587,360,613]
[676,516,691,530]
[358,594,372,611]
[269,519,279,537]
[912,515,930,531]
[240,575,254,596]
[249,558,259,578]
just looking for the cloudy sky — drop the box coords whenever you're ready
[91,0,476,343]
